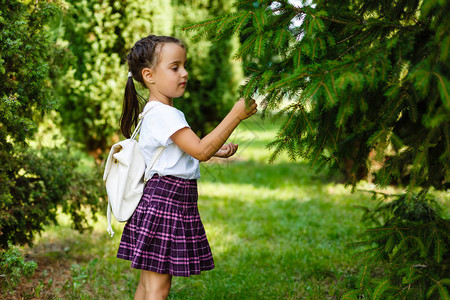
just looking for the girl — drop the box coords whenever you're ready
[117,35,257,300]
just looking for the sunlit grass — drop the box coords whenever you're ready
[23,115,384,299]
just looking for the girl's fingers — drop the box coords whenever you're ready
[227,143,235,156]
[229,143,237,156]
[216,143,238,158]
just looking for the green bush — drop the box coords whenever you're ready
[346,192,450,299]
[0,243,37,292]
[0,146,103,248]
[0,0,104,248]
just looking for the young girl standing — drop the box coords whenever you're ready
[117,35,257,299]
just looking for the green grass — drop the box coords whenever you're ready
[22,115,381,299]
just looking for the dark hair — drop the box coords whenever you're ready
[120,35,185,138]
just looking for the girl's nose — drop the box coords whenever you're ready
[181,68,188,78]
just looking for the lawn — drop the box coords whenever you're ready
[12,115,382,299]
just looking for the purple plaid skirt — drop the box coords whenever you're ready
[117,175,214,277]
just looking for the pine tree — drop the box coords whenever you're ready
[185,0,449,298]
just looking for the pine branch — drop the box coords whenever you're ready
[182,16,224,31]
[231,10,253,33]
[290,5,360,25]
[232,0,254,7]
[356,189,404,199]
[337,28,377,60]
[372,279,390,300]
[432,71,449,107]
[337,29,363,44]
[266,70,308,92]
[233,34,257,59]
[360,265,368,288]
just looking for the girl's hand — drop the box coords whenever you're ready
[232,98,258,121]
[171,99,255,162]
[214,142,238,158]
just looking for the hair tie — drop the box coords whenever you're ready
[128,71,132,78]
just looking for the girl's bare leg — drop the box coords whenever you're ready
[134,270,172,300]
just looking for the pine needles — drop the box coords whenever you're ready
[185,0,449,297]
[346,192,450,299]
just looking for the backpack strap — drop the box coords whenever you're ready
[130,106,152,140]
[107,201,114,237]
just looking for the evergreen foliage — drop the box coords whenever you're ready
[346,192,449,299]
[185,0,449,297]
[0,0,102,248]
[185,0,448,189]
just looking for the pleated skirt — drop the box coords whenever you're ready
[117,175,215,277]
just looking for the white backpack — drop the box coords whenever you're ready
[103,107,163,237]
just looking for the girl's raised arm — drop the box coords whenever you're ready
[170,98,257,161]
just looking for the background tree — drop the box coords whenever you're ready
[54,0,242,155]
[0,0,102,248]
[173,0,243,136]
[53,0,174,156]
[186,0,449,298]
[0,0,243,249]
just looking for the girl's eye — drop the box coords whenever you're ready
[172,67,178,71]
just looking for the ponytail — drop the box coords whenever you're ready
[120,76,145,138]
[120,35,185,137]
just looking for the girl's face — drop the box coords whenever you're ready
[147,43,188,103]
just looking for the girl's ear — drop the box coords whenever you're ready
[141,67,154,86]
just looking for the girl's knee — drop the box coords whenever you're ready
[142,282,170,299]
[140,270,172,299]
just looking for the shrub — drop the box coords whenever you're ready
[0,0,104,248]
[346,192,450,299]
[0,243,37,292]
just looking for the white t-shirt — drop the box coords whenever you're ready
[139,101,200,180]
